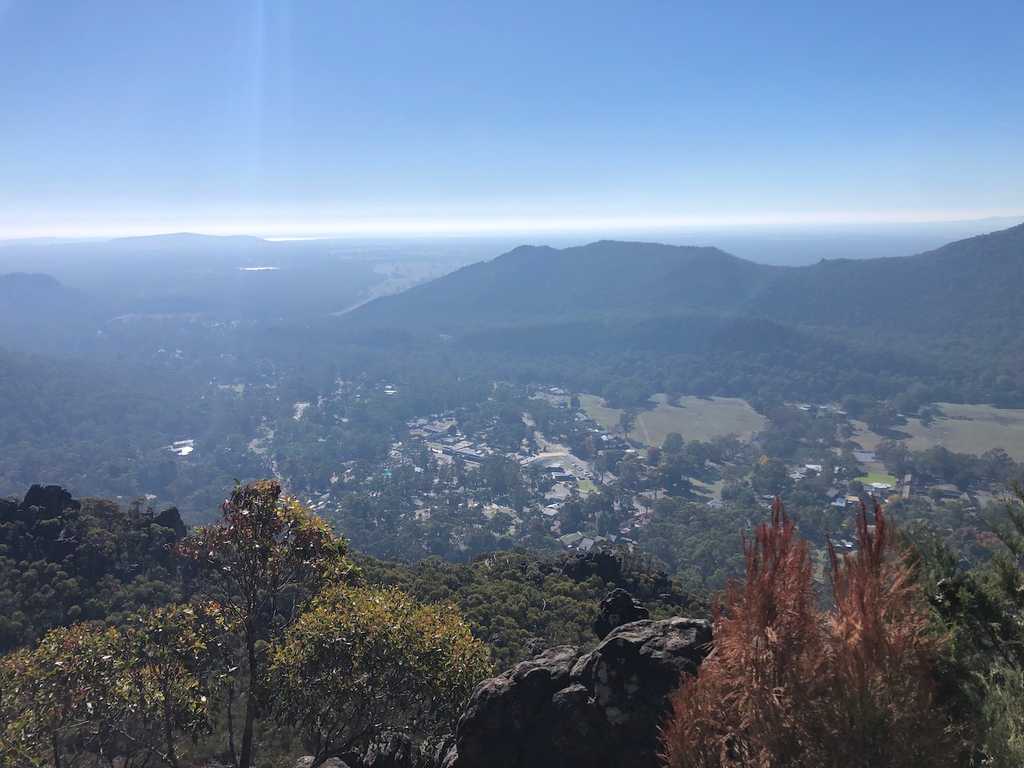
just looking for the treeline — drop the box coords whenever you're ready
[876,440,1024,491]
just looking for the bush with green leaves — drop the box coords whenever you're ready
[0,602,227,768]
[270,584,491,767]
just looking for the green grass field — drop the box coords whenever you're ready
[577,478,598,496]
[580,393,765,447]
[856,473,898,486]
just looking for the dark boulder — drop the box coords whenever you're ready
[153,506,187,538]
[561,550,679,604]
[560,549,622,583]
[22,484,79,517]
[446,617,711,768]
[445,646,578,768]
[593,588,649,639]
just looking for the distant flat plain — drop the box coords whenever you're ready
[853,403,1024,461]
[581,393,766,447]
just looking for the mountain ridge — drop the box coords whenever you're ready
[346,223,1024,341]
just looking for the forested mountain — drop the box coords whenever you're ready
[0,273,98,352]
[348,241,781,330]
[345,224,1024,405]
[350,224,1024,338]
[0,272,69,302]
[0,233,457,327]
[758,222,1024,339]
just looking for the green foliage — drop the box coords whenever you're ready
[178,481,352,633]
[270,585,491,764]
[359,549,700,669]
[637,498,749,590]
[980,664,1024,767]
[117,602,233,767]
[918,487,1024,766]
[177,480,354,768]
[0,604,226,768]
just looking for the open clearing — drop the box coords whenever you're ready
[903,404,1024,460]
[856,472,898,486]
[692,478,725,501]
[581,393,765,447]
[853,403,1024,461]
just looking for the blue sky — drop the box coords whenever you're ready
[0,0,1021,238]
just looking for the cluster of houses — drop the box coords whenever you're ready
[408,415,491,464]
[558,531,604,553]
[789,463,824,482]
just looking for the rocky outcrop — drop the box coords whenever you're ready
[22,484,79,517]
[445,617,712,768]
[153,506,187,538]
[560,550,689,609]
[561,549,623,583]
[0,486,81,555]
[593,588,649,639]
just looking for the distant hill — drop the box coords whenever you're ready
[349,224,1024,340]
[753,222,1024,340]
[344,223,1024,405]
[0,273,98,354]
[103,232,273,253]
[348,241,783,332]
[0,272,69,304]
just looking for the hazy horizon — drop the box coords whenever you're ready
[1,1,1021,240]
[3,214,1022,268]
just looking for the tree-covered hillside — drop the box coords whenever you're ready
[346,224,1024,405]
[348,240,782,331]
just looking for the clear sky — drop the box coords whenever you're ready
[0,0,1021,238]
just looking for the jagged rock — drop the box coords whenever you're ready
[447,617,712,768]
[1,486,79,533]
[153,506,187,538]
[561,550,622,583]
[593,588,649,639]
[447,646,578,768]
[560,550,678,603]
[22,484,78,517]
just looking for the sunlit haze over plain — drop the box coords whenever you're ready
[0,0,1021,239]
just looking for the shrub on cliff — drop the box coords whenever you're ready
[662,499,960,768]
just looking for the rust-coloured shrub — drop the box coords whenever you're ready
[662,500,959,768]
[820,502,957,767]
